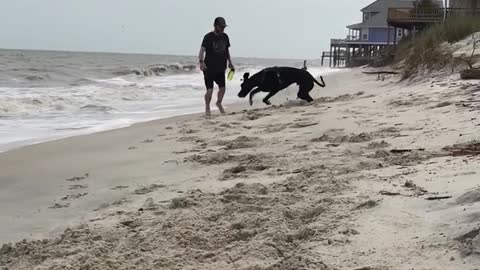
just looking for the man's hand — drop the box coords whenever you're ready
[199,61,207,71]
[228,62,235,70]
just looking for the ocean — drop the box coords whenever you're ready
[0,49,336,152]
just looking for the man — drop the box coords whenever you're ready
[198,17,234,117]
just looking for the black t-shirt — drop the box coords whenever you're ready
[201,32,230,73]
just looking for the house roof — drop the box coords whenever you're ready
[361,0,414,12]
[348,0,416,29]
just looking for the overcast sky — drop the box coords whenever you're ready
[1,0,373,59]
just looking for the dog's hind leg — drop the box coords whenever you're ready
[249,88,262,106]
[262,90,279,105]
[297,84,314,103]
[298,92,314,102]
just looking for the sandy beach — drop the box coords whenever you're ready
[1,68,480,269]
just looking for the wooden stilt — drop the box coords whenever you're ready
[329,45,333,67]
[393,27,398,45]
[346,45,351,67]
[387,26,391,46]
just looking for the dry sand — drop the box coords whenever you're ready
[1,68,480,269]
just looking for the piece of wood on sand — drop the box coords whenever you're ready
[380,190,401,196]
[425,196,452,201]
[460,68,480,80]
[363,71,399,80]
[390,148,425,154]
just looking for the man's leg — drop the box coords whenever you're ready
[205,89,213,116]
[204,72,214,116]
[215,72,227,114]
[216,87,226,114]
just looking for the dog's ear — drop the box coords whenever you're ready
[243,72,250,81]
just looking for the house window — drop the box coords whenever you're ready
[362,28,369,40]
[363,12,370,22]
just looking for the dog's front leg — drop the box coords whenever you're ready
[249,88,262,106]
[262,90,279,105]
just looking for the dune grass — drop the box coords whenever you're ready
[394,16,480,78]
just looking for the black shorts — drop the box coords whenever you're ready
[204,71,226,89]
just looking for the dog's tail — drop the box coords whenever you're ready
[313,76,326,87]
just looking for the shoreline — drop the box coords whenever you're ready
[0,68,345,154]
[0,100,255,154]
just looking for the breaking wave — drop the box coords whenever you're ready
[129,64,197,77]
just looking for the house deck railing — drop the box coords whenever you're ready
[388,7,480,24]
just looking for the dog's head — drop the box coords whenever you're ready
[238,72,256,98]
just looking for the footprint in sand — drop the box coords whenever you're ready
[292,110,306,114]
[217,136,259,150]
[219,123,233,128]
[180,128,198,134]
[301,112,321,116]
[112,198,131,206]
[173,149,193,154]
[264,125,287,133]
[142,139,154,143]
[133,184,166,195]
[367,140,391,149]
[128,146,137,150]
[61,193,88,201]
[111,185,129,190]
[177,136,200,142]
[94,203,110,211]
[290,122,318,128]
[69,184,88,190]
[65,173,89,182]
[49,203,70,209]
[221,164,270,181]
[241,111,271,121]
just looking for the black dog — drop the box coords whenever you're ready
[237,67,326,105]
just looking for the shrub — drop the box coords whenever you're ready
[444,16,480,43]
[394,16,480,78]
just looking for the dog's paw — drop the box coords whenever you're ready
[249,99,254,106]
[263,100,272,106]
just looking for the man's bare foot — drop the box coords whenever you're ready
[205,107,211,117]
[216,102,226,115]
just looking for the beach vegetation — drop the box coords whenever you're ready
[393,16,480,78]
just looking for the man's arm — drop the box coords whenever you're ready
[226,34,234,69]
[198,46,206,63]
[198,46,207,71]
[226,48,231,64]
[226,48,234,69]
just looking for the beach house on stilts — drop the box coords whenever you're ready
[326,0,414,67]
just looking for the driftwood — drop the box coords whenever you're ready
[460,68,480,80]
[363,71,399,81]
[390,148,425,154]
[459,33,480,78]
[362,71,399,75]
[425,196,452,201]
[380,191,401,196]
[443,142,480,156]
